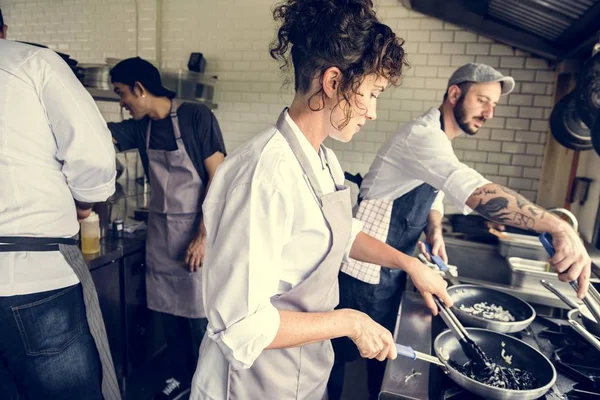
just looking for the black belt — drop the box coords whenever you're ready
[0,236,78,252]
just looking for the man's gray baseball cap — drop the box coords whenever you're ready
[448,63,515,96]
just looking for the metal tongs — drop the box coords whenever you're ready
[433,295,490,367]
[540,279,600,352]
[539,233,600,325]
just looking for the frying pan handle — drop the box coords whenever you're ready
[395,343,416,360]
[540,279,579,309]
[568,319,600,352]
[395,343,447,367]
[423,241,449,272]
[539,233,555,257]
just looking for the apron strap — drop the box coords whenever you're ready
[276,109,342,207]
[0,236,78,245]
[0,236,78,252]
[145,100,183,149]
[58,244,122,400]
[170,100,184,144]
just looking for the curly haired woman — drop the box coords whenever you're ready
[190,1,452,399]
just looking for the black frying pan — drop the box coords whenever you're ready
[434,328,556,400]
[397,328,556,400]
[448,285,536,333]
[423,243,536,333]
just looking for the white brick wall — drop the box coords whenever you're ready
[1,0,557,207]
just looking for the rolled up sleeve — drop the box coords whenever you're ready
[202,179,293,370]
[36,49,116,203]
[430,191,445,215]
[403,127,490,215]
[343,218,364,263]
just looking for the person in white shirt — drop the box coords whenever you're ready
[189,1,452,399]
[329,63,593,400]
[0,26,120,399]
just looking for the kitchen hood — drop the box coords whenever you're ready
[402,0,600,61]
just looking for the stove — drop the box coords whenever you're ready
[537,317,600,399]
[379,292,600,400]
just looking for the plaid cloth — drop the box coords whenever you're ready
[340,199,393,284]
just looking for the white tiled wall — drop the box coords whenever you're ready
[1,0,557,209]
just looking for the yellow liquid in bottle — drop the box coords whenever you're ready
[81,236,100,254]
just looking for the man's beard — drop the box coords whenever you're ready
[453,96,486,136]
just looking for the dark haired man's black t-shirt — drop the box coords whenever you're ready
[108,102,226,185]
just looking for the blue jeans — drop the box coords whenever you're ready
[0,283,103,399]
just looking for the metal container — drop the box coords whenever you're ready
[498,233,548,261]
[507,256,578,298]
[161,69,216,103]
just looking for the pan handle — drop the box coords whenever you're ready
[568,319,600,352]
[395,343,446,367]
[540,279,579,309]
[396,343,417,360]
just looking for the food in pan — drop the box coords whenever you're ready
[450,358,538,390]
[458,302,516,322]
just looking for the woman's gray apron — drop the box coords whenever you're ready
[145,100,206,318]
[0,236,121,400]
[225,110,353,399]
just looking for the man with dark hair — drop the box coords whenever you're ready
[108,56,226,400]
[330,63,592,400]
[0,20,120,400]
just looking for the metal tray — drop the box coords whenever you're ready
[498,232,548,261]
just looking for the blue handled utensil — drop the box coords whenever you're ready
[538,232,555,257]
[423,242,460,286]
[395,343,445,366]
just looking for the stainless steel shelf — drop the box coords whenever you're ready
[86,87,218,110]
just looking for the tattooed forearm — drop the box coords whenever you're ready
[469,184,553,230]
[528,206,539,217]
[467,184,561,233]
[500,186,529,209]
[473,188,497,196]
[514,213,535,228]
[474,197,512,223]
[474,196,537,228]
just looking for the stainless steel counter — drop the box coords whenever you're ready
[380,292,438,400]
